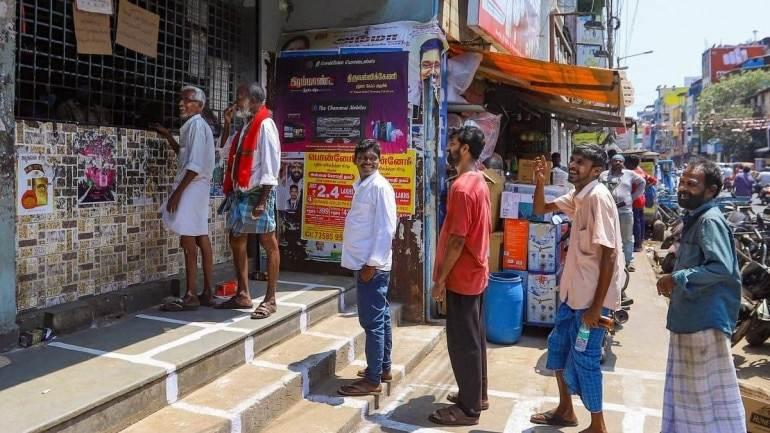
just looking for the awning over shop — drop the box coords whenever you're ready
[450,44,626,112]
[513,88,633,127]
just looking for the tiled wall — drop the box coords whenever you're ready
[14,120,232,311]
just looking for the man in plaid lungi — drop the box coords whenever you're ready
[216,83,282,320]
[656,159,745,433]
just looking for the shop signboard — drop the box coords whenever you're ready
[467,0,541,58]
[301,150,416,242]
[576,44,607,68]
[703,45,767,85]
[275,52,409,154]
[278,20,446,106]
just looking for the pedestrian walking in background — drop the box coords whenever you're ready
[216,83,282,320]
[429,125,490,426]
[733,165,755,199]
[624,154,655,253]
[337,139,397,397]
[530,144,623,433]
[599,154,645,272]
[154,86,215,311]
[656,159,745,433]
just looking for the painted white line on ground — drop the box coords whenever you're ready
[604,367,665,381]
[368,415,450,433]
[306,393,369,411]
[406,383,662,419]
[251,360,290,371]
[165,372,179,404]
[136,314,252,334]
[244,336,254,363]
[304,330,349,340]
[278,301,308,332]
[503,400,538,433]
[172,400,242,433]
[622,411,647,433]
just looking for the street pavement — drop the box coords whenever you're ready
[359,249,770,433]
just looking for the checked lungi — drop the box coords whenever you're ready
[662,329,746,433]
[220,188,276,235]
[546,303,610,413]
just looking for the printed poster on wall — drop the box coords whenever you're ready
[275,52,409,154]
[278,20,447,106]
[467,0,541,58]
[17,154,55,216]
[75,131,117,205]
[301,150,416,242]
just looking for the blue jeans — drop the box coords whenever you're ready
[619,211,634,265]
[355,269,392,384]
[633,207,644,250]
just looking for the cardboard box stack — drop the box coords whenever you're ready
[499,180,568,327]
[741,380,770,433]
[484,169,505,273]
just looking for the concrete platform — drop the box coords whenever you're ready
[0,272,355,433]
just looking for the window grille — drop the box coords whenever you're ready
[15,0,241,129]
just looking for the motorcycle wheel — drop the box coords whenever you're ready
[732,313,755,347]
[745,321,770,347]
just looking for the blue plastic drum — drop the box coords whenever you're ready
[484,272,524,344]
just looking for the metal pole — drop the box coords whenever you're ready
[607,0,614,69]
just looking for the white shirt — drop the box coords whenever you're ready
[176,114,215,183]
[341,171,398,271]
[234,117,281,190]
[598,169,645,214]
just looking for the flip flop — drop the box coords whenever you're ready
[214,296,254,310]
[446,392,489,410]
[357,368,393,382]
[251,302,277,319]
[199,293,215,307]
[159,297,199,312]
[529,410,579,427]
[337,378,382,396]
[428,405,479,426]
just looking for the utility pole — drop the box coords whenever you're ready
[607,0,614,69]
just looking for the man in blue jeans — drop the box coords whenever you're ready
[338,139,398,396]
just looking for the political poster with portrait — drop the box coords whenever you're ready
[74,130,117,205]
[17,153,55,216]
[274,51,409,154]
[278,20,447,106]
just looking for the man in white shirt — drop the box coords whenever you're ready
[599,154,645,271]
[154,86,216,311]
[216,83,282,320]
[338,139,398,396]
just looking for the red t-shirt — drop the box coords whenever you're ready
[434,171,491,295]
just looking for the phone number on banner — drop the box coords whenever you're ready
[302,230,343,242]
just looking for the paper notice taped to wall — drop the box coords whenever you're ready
[73,4,112,55]
[76,0,113,15]
[115,0,159,58]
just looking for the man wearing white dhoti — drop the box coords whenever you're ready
[153,86,216,311]
[656,158,746,433]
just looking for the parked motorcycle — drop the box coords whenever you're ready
[732,260,770,347]
[760,185,770,205]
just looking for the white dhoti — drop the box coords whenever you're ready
[662,329,746,433]
[161,180,210,236]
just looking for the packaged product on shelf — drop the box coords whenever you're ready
[501,183,567,222]
[503,219,528,270]
[526,272,559,326]
[518,159,551,184]
[528,222,562,274]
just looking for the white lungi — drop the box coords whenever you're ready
[161,179,210,236]
[160,113,215,237]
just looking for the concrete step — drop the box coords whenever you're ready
[257,324,446,433]
[120,312,367,433]
[0,273,355,433]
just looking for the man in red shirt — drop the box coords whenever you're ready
[429,125,491,426]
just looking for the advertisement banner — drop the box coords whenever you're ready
[576,44,607,68]
[467,0,541,58]
[278,20,446,106]
[275,52,410,154]
[301,150,417,242]
[17,153,55,216]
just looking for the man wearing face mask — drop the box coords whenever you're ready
[217,83,281,320]
[655,159,745,433]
